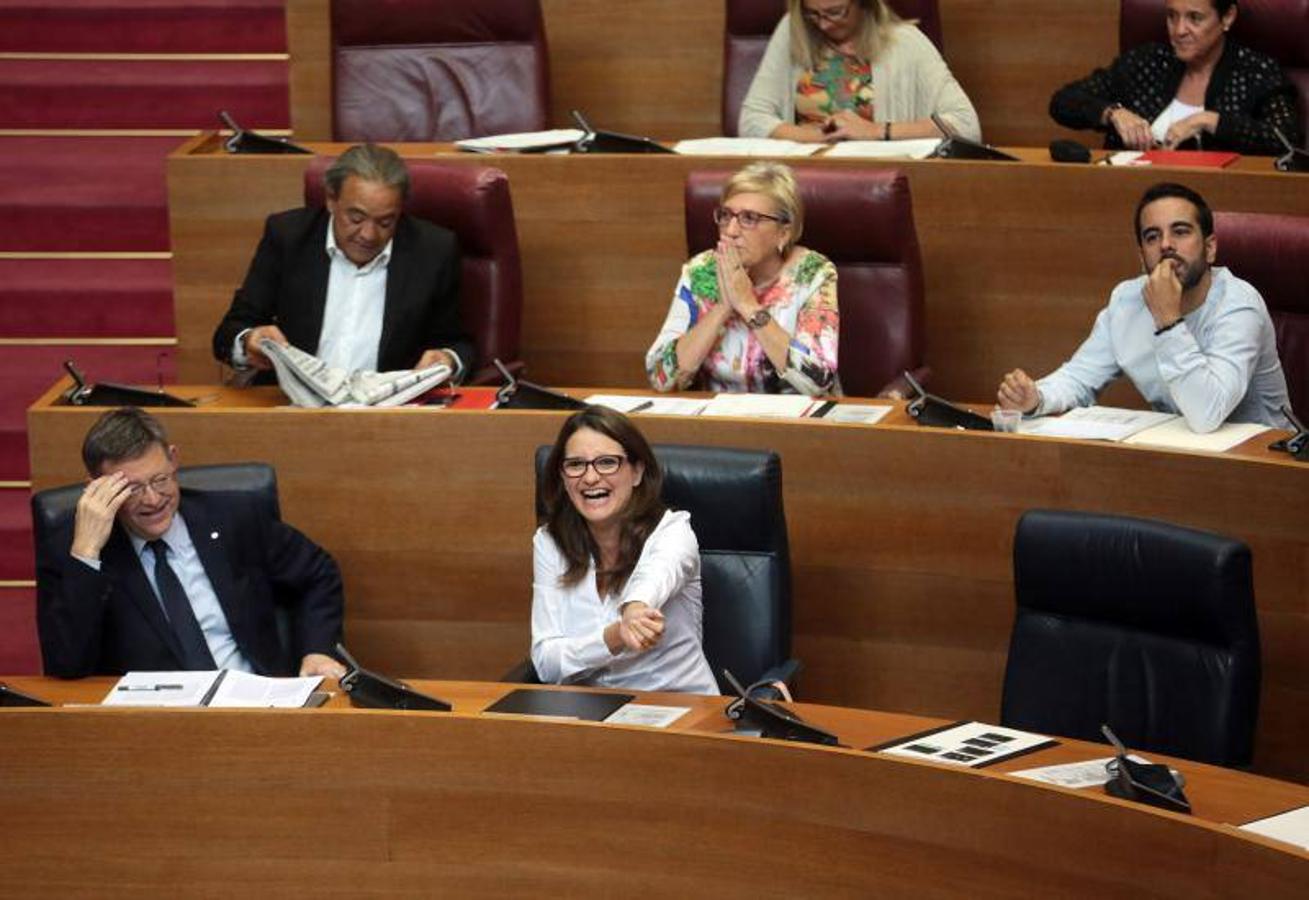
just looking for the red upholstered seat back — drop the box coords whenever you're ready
[331,0,550,142]
[305,158,523,374]
[685,167,925,396]
[1214,211,1309,420]
[1119,0,1309,147]
[722,0,944,135]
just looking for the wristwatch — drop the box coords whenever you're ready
[746,309,772,330]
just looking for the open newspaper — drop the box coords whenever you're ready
[261,339,451,408]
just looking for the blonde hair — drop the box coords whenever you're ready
[786,0,906,69]
[722,162,804,253]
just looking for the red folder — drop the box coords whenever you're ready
[1139,149,1240,169]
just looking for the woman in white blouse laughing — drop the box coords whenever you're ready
[531,406,717,695]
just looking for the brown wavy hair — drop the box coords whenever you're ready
[541,406,666,596]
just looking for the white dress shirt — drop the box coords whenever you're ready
[531,510,718,696]
[314,221,391,373]
[1035,267,1291,433]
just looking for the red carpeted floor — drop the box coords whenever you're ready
[0,1,289,670]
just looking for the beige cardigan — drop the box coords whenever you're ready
[738,17,981,141]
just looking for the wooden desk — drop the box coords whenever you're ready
[26,383,1309,785]
[167,136,1309,398]
[1,676,1306,896]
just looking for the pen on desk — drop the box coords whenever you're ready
[117,684,184,691]
[628,401,654,414]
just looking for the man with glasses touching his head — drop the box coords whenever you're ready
[37,407,346,679]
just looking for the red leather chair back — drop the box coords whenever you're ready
[1119,0,1309,147]
[305,158,524,377]
[685,167,925,396]
[1214,210,1309,420]
[722,0,944,135]
[331,0,550,142]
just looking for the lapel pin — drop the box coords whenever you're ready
[211,531,219,540]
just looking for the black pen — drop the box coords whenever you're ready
[629,401,654,413]
[117,684,184,691]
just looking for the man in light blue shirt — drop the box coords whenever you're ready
[997,182,1290,433]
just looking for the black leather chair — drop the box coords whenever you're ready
[511,444,798,694]
[31,463,297,671]
[1001,509,1261,767]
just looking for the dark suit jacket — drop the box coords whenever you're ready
[211,206,475,382]
[36,489,345,678]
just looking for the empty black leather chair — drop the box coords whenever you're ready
[512,444,797,693]
[1001,509,1261,767]
[32,463,297,672]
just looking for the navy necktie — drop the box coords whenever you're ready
[146,539,216,670]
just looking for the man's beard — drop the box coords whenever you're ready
[1164,253,1208,291]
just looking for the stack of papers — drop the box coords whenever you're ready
[699,393,818,418]
[582,394,709,416]
[1021,406,1177,441]
[1022,405,1271,451]
[1122,418,1270,452]
[102,670,323,708]
[822,138,941,159]
[672,138,823,157]
[454,129,583,153]
[1240,805,1309,851]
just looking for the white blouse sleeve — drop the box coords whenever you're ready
[530,528,614,684]
[618,511,699,613]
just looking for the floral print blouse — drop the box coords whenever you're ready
[795,49,875,125]
[645,247,840,395]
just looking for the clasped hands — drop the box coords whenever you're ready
[606,601,665,655]
[714,241,764,323]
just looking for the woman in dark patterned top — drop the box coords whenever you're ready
[1049,0,1302,155]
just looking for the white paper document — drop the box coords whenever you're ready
[699,393,817,419]
[582,394,709,416]
[1021,406,1178,442]
[102,670,222,707]
[1239,805,1309,850]
[1010,755,1148,789]
[672,138,823,157]
[603,704,691,729]
[206,671,323,708]
[821,138,941,159]
[822,403,893,425]
[455,128,583,152]
[1123,418,1270,453]
[876,721,1055,768]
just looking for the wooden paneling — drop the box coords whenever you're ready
[26,387,1309,784]
[167,142,1309,399]
[285,0,1121,145]
[1,678,1307,895]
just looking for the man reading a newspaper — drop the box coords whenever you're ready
[212,143,474,383]
[995,182,1289,434]
[37,407,346,679]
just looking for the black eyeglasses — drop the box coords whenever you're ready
[713,207,789,230]
[561,455,627,478]
[802,1,853,25]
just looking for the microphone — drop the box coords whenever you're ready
[1049,139,1092,164]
